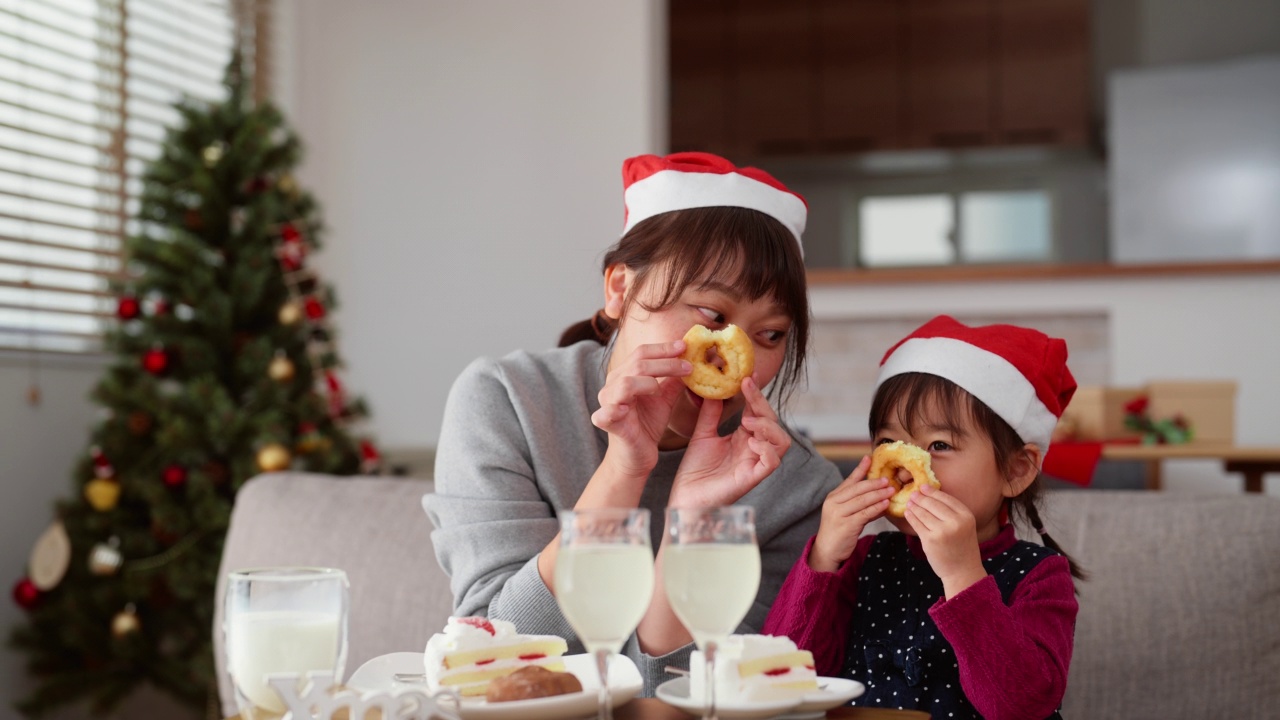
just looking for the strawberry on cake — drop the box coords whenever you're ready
[691,634,818,703]
[424,616,569,698]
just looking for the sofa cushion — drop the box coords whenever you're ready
[213,473,450,717]
[1042,490,1280,720]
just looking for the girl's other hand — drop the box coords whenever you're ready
[592,340,691,478]
[905,484,986,598]
[808,455,896,572]
[669,377,791,508]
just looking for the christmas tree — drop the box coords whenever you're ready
[8,56,378,716]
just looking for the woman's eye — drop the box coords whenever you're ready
[761,329,787,344]
[696,307,726,324]
[928,440,953,452]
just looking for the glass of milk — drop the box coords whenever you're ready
[554,508,653,720]
[664,506,761,720]
[224,567,349,719]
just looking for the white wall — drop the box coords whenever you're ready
[282,0,664,449]
[810,272,1280,495]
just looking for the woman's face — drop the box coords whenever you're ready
[607,261,793,448]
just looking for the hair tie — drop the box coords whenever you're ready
[1033,524,1047,536]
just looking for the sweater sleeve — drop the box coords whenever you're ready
[762,534,876,676]
[929,555,1078,720]
[422,357,569,634]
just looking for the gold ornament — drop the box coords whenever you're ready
[268,353,296,382]
[256,443,292,472]
[111,604,140,637]
[202,142,224,166]
[278,173,298,196]
[84,478,121,512]
[88,537,123,576]
[278,301,303,325]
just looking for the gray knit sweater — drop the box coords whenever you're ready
[422,340,842,694]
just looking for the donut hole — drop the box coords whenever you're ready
[703,344,727,373]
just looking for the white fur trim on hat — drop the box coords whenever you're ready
[875,336,1059,455]
[622,169,807,252]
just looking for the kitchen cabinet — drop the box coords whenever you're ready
[668,0,1091,156]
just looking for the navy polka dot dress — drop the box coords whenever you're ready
[840,532,1065,719]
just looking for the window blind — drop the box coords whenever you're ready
[0,0,241,354]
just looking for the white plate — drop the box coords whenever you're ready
[781,677,866,719]
[655,677,801,719]
[346,652,643,720]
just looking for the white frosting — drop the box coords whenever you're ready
[423,616,564,692]
[690,634,817,703]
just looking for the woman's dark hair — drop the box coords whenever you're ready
[869,372,1087,582]
[558,206,810,407]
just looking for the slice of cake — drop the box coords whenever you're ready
[691,634,818,703]
[424,616,569,698]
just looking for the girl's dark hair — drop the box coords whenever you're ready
[558,206,810,407]
[869,372,1087,582]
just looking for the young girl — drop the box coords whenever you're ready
[424,152,842,693]
[763,315,1084,720]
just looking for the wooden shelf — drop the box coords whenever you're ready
[806,259,1280,286]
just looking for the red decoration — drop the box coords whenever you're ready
[12,577,40,610]
[278,223,307,271]
[91,446,114,478]
[161,465,187,489]
[142,347,170,376]
[303,296,326,320]
[360,439,381,473]
[116,296,140,320]
[281,223,302,243]
[151,299,170,317]
[1124,395,1149,416]
[324,371,345,418]
[245,176,269,194]
[457,616,496,635]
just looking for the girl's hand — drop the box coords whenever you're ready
[668,377,791,508]
[592,340,691,478]
[809,456,896,572]
[904,484,987,598]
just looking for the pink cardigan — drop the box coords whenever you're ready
[762,525,1078,720]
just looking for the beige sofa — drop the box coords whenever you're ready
[213,472,1280,719]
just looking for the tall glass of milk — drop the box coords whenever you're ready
[223,567,349,719]
[554,508,653,720]
[664,506,760,720]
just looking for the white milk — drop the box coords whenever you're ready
[227,610,341,712]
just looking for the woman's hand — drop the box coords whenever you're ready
[668,377,791,508]
[591,340,691,479]
[905,484,987,598]
[809,456,896,572]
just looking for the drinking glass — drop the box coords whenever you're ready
[663,506,761,720]
[224,567,349,719]
[554,508,654,720]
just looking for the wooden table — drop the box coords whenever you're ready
[230,697,928,719]
[814,441,1280,493]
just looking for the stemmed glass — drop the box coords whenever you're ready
[554,508,654,720]
[224,567,349,720]
[663,506,761,720]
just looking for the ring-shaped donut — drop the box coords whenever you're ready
[869,441,941,518]
[680,324,755,400]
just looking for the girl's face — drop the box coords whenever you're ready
[607,261,793,448]
[874,396,1013,543]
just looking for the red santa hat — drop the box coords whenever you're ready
[875,315,1077,456]
[621,152,807,253]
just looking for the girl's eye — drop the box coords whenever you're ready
[874,437,895,446]
[928,440,953,452]
[696,307,726,325]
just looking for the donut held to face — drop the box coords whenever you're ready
[869,441,941,518]
[680,324,755,400]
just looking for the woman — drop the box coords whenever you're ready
[423,152,843,693]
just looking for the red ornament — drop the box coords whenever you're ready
[1124,395,1150,416]
[281,223,302,243]
[161,465,187,489]
[12,577,40,610]
[91,446,115,478]
[303,296,325,320]
[360,439,381,474]
[245,176,269,194]
[151,299,170,317]
[116,296,140,320]
[142,347,170,376]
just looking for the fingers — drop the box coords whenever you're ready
[689,396,724,441]
[740,377,779,423]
